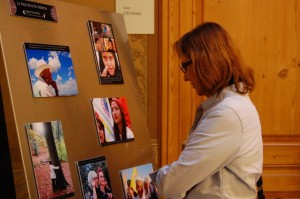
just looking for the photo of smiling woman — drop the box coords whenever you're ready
[91,97,134,145]
[110,98,134,142]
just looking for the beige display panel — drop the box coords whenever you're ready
[0,0,153,198]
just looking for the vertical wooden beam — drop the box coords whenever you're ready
[160,0,204,166]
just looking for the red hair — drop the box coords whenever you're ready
[111,98,132,128]
[174,22,255,96]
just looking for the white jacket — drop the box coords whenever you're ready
[150,85,263,199]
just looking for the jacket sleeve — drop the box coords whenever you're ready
[152,105,243,198]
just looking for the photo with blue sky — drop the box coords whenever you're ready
[120,163,155,196]
[24,43,79,97]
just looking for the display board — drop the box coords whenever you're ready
[0,0,154,198]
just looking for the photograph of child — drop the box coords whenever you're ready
[77,156,113,199]
[24,43,79,98]
[88,20,124,84]
[92,97,134,146]
[120,163,158,199]
[25,120,74,199]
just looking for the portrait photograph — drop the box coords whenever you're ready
[24,43,79,98]
[91,97,134,146]
[25,120,74,199]
[120,163,158,199]
[88,20,124,84]
[77,156,114,199]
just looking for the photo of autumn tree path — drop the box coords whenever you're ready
[25,121,74,199]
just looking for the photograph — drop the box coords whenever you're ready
[120,163,158,199]
[91,97,134,146]
[24,43,79,98]
[77,156,113,199]
[88,20,124,84]
[25,120,74,199]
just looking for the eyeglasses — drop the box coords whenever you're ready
[179,60,192,73]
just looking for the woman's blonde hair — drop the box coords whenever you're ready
[174,22,255,96]
[88,170,97,188]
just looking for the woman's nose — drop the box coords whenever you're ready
[108,59,114,65]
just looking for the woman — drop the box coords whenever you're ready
[95,168,113,199]
[106,38,115,52]
[110,98,134,141]
[49,161,59,192]
[150,22,263,198]
[95,112,106,145]
[95,37,104,51]
[86,170,98,199]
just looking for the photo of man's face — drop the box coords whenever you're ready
[101,51,116,76]
[40,68,53,84]
[25,43,79,97]
[88,21,124,84]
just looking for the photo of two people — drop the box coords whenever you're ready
[92,97,134,146]
[77,156,113,199]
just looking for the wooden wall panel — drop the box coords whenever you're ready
[163,0,181,165]
[160,0,203,166]
[263,165,300,197]
[264,143,300,165]
[263,136,300,197]
[203,0,300,137]
[204,0,300,197]
[178,1,194,156]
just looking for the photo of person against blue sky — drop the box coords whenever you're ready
[120,163,158,199]
[24,43,79,97]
